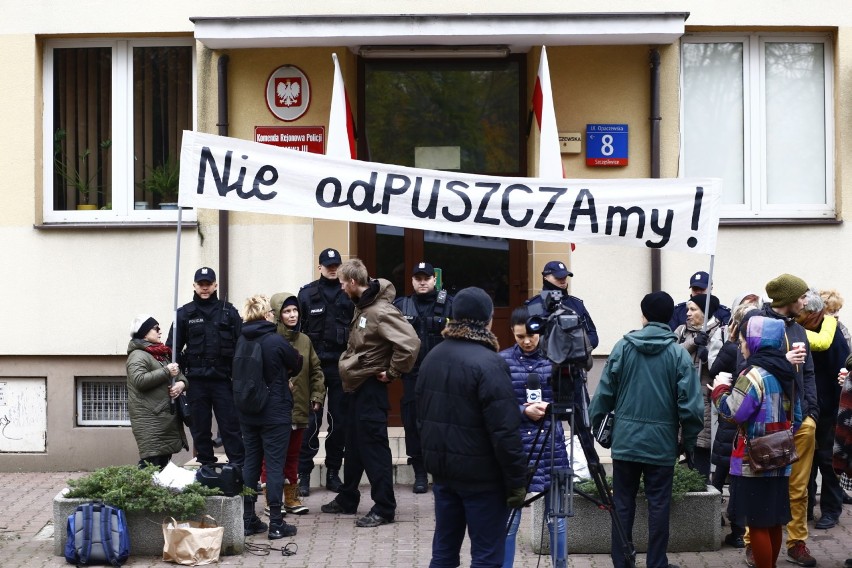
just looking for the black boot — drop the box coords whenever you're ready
[298,472,311,497]
[326,468,343,493]
[243,496,267,536]
[411,458,429,494]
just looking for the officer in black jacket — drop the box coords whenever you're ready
[392,262,453,493]
[296,248,355,496]
[167,267,244,466]
[668,270,731,331]
[526,260,599,349]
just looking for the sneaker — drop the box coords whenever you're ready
[724,533,745,548]
[268,521,297,540]
[787,542,817,567]
[320,499,356,514]
[298,473,311,497]
[244,515,268,537]
[745,544,755,567]
[325,469,343,493]
[355,511,393,528]
[843,559,852,568]
[413,475,429,494]
[814,514,838,529]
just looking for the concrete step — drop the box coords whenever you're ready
[185,425,613,487]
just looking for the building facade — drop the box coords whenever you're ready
[1,1,850,470]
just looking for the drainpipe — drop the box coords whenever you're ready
[649,48,662,292]
[217,54,230,300]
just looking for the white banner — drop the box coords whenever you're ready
[179,131,721,255]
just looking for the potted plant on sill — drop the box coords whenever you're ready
[138,157,180,210]
[53,129,111,210]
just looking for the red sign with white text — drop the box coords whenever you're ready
[255,126,325,154]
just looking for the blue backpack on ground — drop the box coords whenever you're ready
[64,502,130,566]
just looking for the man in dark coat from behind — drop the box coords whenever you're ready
[417,287,527,568]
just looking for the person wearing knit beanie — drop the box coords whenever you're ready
[689,294,721,317]
[641,291,675,324]
[452,287,494,325]
[130,314,159,340]
[765,273,809,308]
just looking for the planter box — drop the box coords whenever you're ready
[53,492,244,557]
[531,485,721,554]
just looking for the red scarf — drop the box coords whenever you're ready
[144,343,172,363]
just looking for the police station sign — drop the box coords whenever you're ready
[179,131,721,255]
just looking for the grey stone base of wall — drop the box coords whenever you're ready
[531,486,721,554]
[53,493,244,557]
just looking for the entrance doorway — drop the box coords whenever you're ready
[355,55,529,425]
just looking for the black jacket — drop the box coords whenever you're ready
[811,322,849,419]
[709,340,738,468]
[236,319,302,427]
[416,322,527,493]
[298,275,355,363]
[167,292,241,380]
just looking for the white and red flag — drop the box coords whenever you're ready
[532,46,573,249]
[327,53,356,159]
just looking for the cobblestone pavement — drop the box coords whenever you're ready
[0,471,850,567]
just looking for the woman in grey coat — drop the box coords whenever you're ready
[126,314,188,469]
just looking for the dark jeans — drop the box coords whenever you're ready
[333,377,396,519]
[430,482,509,568]
[401,375,423,469]
[807,416,843,518]
[612,459,675,568]
[241,421,290,522]
[299,363,346,472]
[186,378,245,466]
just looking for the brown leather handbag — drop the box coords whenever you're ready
[745,381,798,473]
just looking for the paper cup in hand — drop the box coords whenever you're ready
[792,341,806,351]
[717,372,733,381]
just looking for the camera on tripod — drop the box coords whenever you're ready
[526,290,593,370]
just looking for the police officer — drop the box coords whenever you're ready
[296,248,355,496]
[392,262,453,493]
[167,267,244,467]
[526,260,599,349]
[668,270,731,331]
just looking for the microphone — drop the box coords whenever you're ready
[526,373,542,404]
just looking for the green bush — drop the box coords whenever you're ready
[65,464,222,519]
[574,463,707,502]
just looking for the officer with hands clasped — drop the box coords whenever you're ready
[392,261,453,493]
[167,267,245,467]
[296,247,355,496]
[526,260,599,349]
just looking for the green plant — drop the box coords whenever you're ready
[574,462,707,502]
[53,129,111,205]
[138,157,180,203]
[65,465,222,518]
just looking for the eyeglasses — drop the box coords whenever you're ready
[153,326,161,332]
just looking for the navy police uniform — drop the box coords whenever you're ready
[297,269,355,483]
[167,268,244,466]
[392,264,453,485]
[526,283,599,350]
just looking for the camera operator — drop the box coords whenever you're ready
[498,306,568,567]
[589,291,703,568]
[526,260,598,349]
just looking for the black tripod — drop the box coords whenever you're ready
[517,363,636,568]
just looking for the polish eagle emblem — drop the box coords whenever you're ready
[276,79,301,107]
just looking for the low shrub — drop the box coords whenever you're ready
[65,464,222,518]
[574,462,707,502]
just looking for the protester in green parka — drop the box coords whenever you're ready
[126,314,188,470]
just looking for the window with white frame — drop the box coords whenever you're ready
[681,34,835,219]
[43,38,196,223]
[76,377,130,426]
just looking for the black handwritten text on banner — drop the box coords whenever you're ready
[179,131,721,255]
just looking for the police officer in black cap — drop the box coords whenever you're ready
[393,262,453,493]
[296,247,355,496]
[668,270,731,331]
[167,267,244,467]
[526,260,599,349]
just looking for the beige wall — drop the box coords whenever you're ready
[4,4,852,470]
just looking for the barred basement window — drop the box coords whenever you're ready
[76,377,130,426]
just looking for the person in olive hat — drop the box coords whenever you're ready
[739,272,820,568]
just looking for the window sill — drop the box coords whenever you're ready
[719,217,841,227]
[34,221,198,230]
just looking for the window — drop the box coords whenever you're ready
[76,377,130,426]
[43,38,196,223]
[681,34,835,219]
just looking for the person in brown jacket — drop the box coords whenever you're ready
[321,258,420,528]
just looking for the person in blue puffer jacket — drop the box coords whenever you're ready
[499,306,569,567]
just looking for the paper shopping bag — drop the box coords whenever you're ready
[162,515,224,566]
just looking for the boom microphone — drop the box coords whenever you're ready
[526,373,542,404]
